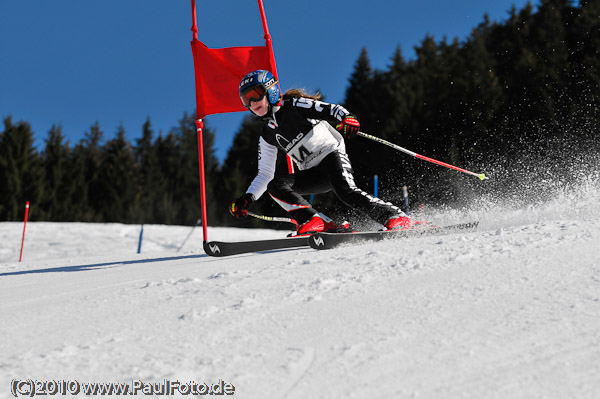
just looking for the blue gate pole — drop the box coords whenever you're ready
[374,175,378,197]
[137,224,144,254]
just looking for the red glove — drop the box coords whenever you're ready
[337,115,360,138]
[229,193,255,219]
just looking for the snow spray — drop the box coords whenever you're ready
[403,186,410,216]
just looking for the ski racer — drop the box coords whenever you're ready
[229,69,413,235]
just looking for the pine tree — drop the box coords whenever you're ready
[134,118,166,223]
[68,141,92,221]
[78,122,105,222]
[40,124,73,220]
[344,48,375,123]
[343,48,385,193]
[96,125,139,222]
[154,130,180,224]
[382,46,411,137]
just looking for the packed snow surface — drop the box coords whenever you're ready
[1,178,599,398]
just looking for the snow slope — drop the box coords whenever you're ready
[1,178,599,398]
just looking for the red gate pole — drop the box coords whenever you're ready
[191,0,198,40]
[19,201,30,262]
[191,0,208,243]
[195,119,209,243]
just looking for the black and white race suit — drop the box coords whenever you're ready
[245,97,404,225]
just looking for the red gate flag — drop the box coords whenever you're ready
[190,0,282,243]
[191,42,277,119]
[190,0,278,119]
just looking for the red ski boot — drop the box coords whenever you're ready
[296,214,351,235]
[384,215,429,230]
[384,216,412,230]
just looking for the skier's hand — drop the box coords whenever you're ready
[229,193,255,218]
[336,115,360,139]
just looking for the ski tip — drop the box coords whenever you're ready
[204,241,224,257]
[479,173,488,181]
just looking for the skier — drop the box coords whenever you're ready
[229,69,412,235]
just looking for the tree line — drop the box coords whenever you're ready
[1,0,598,226]
[0,115,219,225]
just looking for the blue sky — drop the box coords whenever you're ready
[1,0,533,162]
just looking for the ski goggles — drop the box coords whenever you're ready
[240,85,267,108]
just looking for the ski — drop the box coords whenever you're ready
[204,236,309,257]
[309,221,480,250]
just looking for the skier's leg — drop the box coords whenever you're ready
[267,169,330,225]
[323,151,406,225]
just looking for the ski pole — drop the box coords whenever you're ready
[248,212,298,227]
[357,131,488,181]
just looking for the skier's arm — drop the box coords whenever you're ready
[246,136,278,199]
[290,97,353,125]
